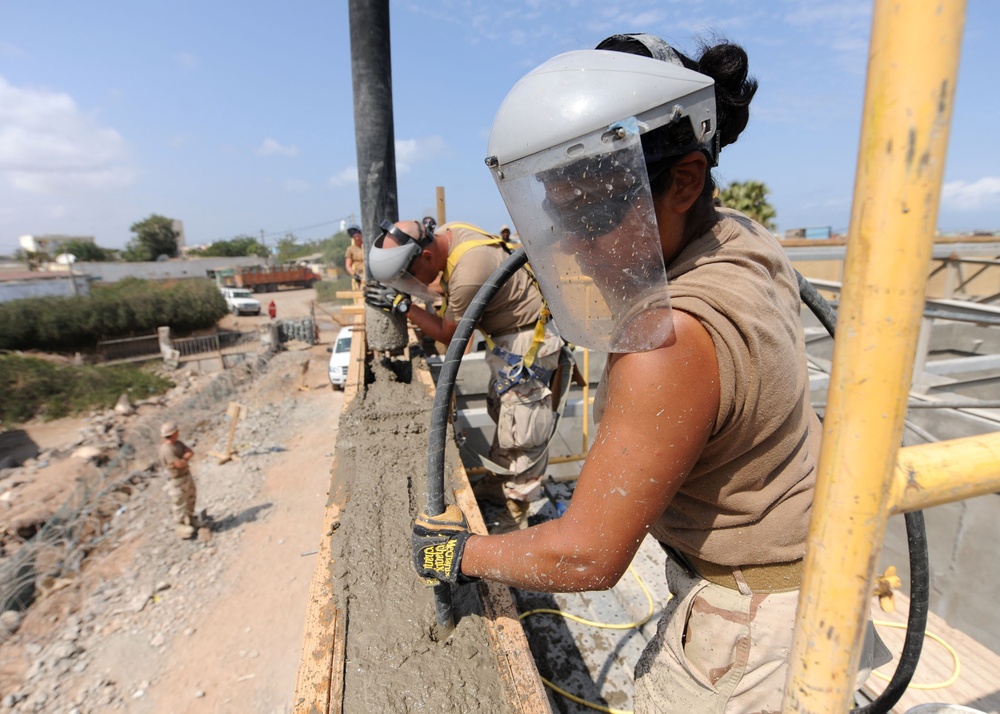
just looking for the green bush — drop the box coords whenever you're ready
[315,274,357,305]
[0,278,227,352]
[0,355,174,425]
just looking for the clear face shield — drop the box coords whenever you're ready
[367,221,440,302]
[490,118,673,352]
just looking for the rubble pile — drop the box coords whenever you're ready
[0,351,320,712]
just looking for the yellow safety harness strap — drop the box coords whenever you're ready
[438,222,549,369]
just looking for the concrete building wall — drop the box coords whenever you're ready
[77,256,265,283]
[880,493,1000,654]
[0,274,90,302]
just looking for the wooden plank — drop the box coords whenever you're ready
[862,592,1000,712]
[292,498,344,714]
[293,316,365,714]
[414,347,552,713]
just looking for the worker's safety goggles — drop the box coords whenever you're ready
[367,220,439,301]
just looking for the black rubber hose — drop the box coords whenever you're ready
[796,270,930,713]
[426,247,528,626]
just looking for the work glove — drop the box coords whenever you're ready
[412,504,477,585]
[364,281,411,315]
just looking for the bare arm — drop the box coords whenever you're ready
[461,310,720,591]
[405,303,458,345]
[345,257,355,276]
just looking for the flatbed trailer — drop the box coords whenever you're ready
[217,265,320,293]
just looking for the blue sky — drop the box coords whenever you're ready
[1,1,997,255]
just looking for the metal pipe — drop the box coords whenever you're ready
[347,0,406,351]
[890,432,1000,514]
[783,2,966,711]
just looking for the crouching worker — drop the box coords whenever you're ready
[158,421,199,539]
[367,219,563,531]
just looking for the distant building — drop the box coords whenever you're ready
[784,227,833,241]
[18,234,95,255]
[172,220,186,252]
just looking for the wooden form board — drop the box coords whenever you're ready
[294,319,551,713]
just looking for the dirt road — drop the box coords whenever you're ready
[0,291,347,713]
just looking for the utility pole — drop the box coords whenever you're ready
[260,229,269,265]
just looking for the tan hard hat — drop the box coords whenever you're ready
[160,421,179,438]
[500,224,511,233]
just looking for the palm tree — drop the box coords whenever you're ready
[718,180,777,230]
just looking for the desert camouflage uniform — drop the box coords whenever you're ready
[158,440,197,529]
[633,558,881,713]
[484,324,563,502]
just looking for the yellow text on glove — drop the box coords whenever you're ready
[423,540,457,576]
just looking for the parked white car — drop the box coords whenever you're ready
[220,287,261,316]
[328,326,353,389]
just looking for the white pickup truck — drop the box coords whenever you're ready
[220,287,261,316]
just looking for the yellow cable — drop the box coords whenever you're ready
[518,565,656,714]
[539,676,633,714]
[871,620,961,690]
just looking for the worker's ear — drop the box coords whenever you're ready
[665,152,708,214]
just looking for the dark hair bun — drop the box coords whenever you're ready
[696,43,757,149]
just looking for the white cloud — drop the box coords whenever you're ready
[168,133,193,148]
[174,52,199,70]
[0,75,135,194]
[328,167,357,188]
[283,178,311,193]
[942,177,1000,210]
[0,42,25,59]
[394,135,446,174]
[256,137,299,157]
[328,136,446,188]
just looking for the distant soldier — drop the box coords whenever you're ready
[344,224,365,285]
[158,421,199,539]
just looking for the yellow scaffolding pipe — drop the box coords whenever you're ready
[891,433,1000,515]
[783,1,966,711]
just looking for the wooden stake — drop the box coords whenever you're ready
[208,401,246,464]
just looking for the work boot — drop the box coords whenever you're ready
[493,499,530,534]
[175,524,196,540]
[471,475,507,507]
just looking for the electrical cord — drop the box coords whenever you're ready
[870,620,961,690]
[519,564,657,714]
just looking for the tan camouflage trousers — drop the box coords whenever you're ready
[166,473,197,526]
[485,326,563,502]
[633,558,880,713]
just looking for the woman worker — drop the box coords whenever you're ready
[412,34,881,711]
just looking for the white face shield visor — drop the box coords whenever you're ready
[485,48,718,353]
[367,220,440,302]
[490,119,673,352]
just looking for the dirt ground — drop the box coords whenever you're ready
[0,289,351,713]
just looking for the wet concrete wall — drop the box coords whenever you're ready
[879,493,1000,654]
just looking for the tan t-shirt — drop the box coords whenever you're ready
[441,223,543,337]
[345,242,364,276]
[594,209,818,566]
[158,439,191,478]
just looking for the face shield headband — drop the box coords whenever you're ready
[367,220,440,301]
